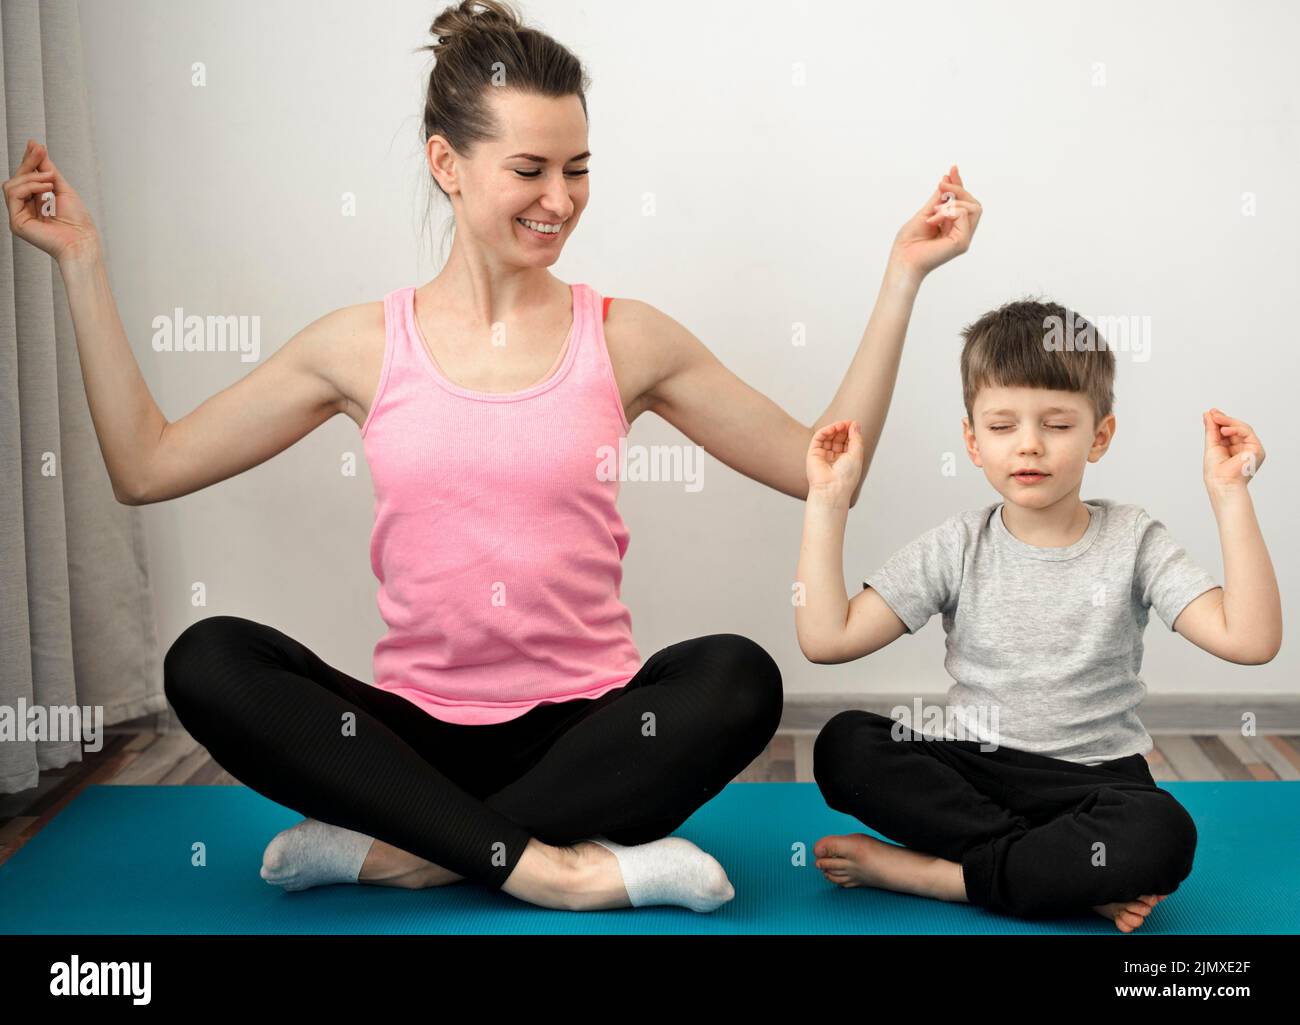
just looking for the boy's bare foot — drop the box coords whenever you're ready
[815,833,1172,932]
[358,838,464,890]
[814,832,967,903]
[1093,894,1167,933]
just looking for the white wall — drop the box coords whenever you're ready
[78,0,1297,699]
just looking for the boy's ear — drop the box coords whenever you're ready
[962,416,983,467]
[1087,413,1117,463]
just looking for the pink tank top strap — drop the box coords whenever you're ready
[360,288,417,438]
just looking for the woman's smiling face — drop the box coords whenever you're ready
[428,89,591,268]
[962,385,1117,508]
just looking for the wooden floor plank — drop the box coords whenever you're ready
[792,732,817,783]
[1245,736,1299,780]
[1218,731,1263,766]
[733,748,769,783]
[1156,737,1222,781]
[1219,732,1280,779]
[1194,736,1253,781]
[107,733,200,786]
[1266,736,1300,774]
[184,755,228,786]
[99,733,168,785]
[1144,743,1179,781]
[122,732,158,753]
[160,744,215,786]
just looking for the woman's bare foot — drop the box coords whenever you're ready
[1093,894,1167,933]
[501,838,633,910]
[814,833,967,902]
[355,837,624,902]
[358,838,465,890]
[363,835,729,912]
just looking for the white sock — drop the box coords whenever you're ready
[585,835,735,913]
[260,818,376,892]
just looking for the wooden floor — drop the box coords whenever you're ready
[2,713,1298,868]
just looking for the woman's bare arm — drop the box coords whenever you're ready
[640,167,981,506]
[61,256,371,505]
[639,268,922,505]
[8,139,369,506]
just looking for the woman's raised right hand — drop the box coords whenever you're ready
[4,139,100,265]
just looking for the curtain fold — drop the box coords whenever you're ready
[1,0,162,795]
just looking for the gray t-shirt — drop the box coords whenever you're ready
[863,499,1218,765]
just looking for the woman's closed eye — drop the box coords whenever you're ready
[515,169,590,178]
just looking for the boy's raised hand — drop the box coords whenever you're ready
[889,165,982,280]
[1203,408,1265,492]
[807,420,864,500]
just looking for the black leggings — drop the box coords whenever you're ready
[162,616,783,891]
[813,710,1198,918]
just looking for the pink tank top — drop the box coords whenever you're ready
[360,282,642,725]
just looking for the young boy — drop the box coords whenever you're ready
[795,298,1282,932]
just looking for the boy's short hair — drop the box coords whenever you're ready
[960,298,1115,429]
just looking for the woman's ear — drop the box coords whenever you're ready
[427,135,460,196]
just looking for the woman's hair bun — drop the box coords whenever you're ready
[428,0,521,53]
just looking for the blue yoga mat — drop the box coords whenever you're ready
[1,782,1296,934]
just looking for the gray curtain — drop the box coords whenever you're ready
[1,0,162,794]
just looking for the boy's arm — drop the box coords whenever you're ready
[796,486,908,663]
[1172,411,1282,664]
[1173,485,1281,663]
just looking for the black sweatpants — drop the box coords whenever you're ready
[813,710,1198,918]
[163,616,783,891]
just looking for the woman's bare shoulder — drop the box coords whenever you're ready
[602,297,722,423]
[601,297,685,424]
[292,299,388,430]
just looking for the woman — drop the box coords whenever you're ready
[4,0,980,913]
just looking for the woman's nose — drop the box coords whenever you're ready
[543,177,574,219]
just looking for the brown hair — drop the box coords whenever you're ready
[415,1,592,259]
[959,298,1116,429]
